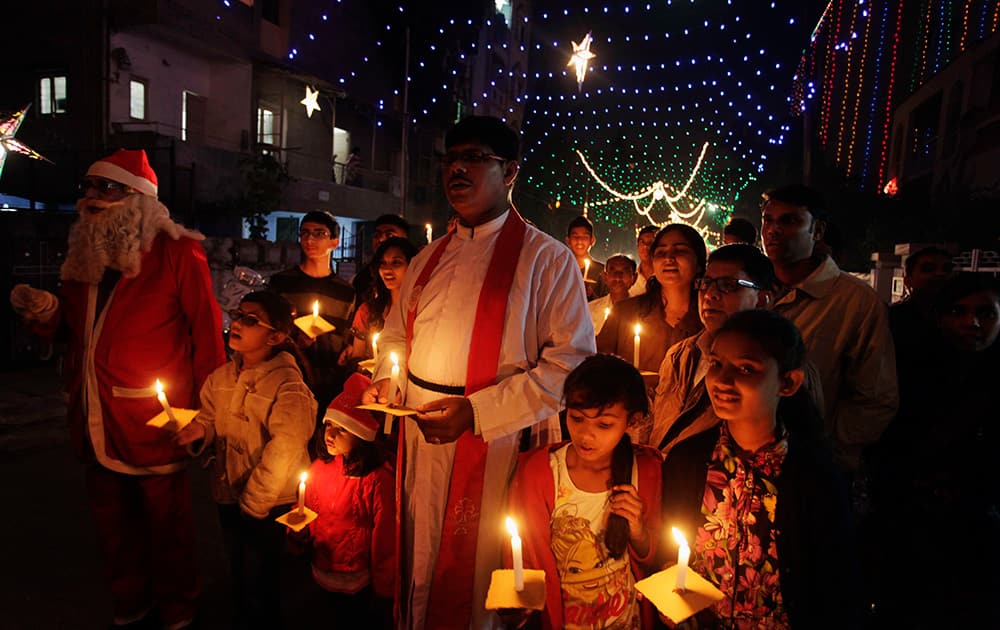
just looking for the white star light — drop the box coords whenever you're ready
[300,86,321,118]
[0,104,52,182]
[567,32,597,92]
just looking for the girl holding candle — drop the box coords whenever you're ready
[659,310,858,628]
[176,291,316,629]
[507,354,663,630]
[341,237,418,368]
[288,373,395,629]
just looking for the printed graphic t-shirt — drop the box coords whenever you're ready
[549,444,640,630]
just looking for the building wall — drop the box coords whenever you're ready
[108,32,251,154]
[888,32,1000,198]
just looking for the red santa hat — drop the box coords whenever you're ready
[323,373,379,442]
[86,149,158,197]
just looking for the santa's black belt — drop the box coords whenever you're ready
[407,370,465,396]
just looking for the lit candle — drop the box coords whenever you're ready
[603,307,611,321]
[506,516,524,592]
[154,379,178,425]
[425,222,433,244]
[371,332,380,362]
[297,471,308,515]
[312,300,320,327]
[633,323,641,368]
[583,258,591,280]
[389,352,400,405]
[672,527,690,591]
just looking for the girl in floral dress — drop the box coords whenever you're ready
[660,310,860,629]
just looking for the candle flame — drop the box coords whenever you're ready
[155,379,164,394]
[604,307,611,319]
[390,351,399,366]
[425,222,431,229]
[372,332,380,344]
[634,323,641,336]
[671,526,688,547]
[505,516,519,538]
[312,301,319,318]
[299,471,308,484]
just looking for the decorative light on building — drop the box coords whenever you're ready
[567,31,596,92]
[300,86,321,118]
[0,104,52,182]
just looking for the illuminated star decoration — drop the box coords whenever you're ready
[567,32,596,92]
[300,86,321,118]
[575,142,720,239]
[0,104,53,182]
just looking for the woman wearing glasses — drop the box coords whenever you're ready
[177,290,316,629]
[649,244,823,454]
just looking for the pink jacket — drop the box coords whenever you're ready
[507,441,663,630]
[304,457,396,598]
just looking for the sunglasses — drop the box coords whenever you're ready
[79,178,129,195]
[227,309,277,330]
[695,276,764,293]
[438,151,506,166]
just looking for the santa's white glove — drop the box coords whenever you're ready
[10,284,59,322]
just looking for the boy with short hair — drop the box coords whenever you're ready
[565,215,608,299]
[268,210,355,413]
[588,254,637,335]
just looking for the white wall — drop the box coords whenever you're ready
[109,31,250,152]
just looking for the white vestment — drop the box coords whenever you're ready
[374,211,595,630]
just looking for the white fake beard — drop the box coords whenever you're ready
[60,196,144,284]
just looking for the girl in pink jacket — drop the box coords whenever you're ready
[289,373,395,628]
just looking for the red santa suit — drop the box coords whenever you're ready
[27,149,225,629]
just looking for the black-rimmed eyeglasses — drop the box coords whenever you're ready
[438,151,506,166]
[79,178,129,195]
[695,277,764,293]
[228,309,277,330]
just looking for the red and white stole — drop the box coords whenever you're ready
[397,209,527,629]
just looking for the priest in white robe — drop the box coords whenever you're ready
[365,116,595,630]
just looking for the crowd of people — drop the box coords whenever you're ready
[9,115,999,630]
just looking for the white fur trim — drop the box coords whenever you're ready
[87,161,158,197]
[323,408,377,442]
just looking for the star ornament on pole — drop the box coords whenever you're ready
[0,104,53,182]
[567,31,596,92]
[300,85,321,118]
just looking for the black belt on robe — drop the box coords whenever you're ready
[407,369,465,396]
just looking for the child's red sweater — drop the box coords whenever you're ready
[304,456,396,598]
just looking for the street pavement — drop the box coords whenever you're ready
[0,363,319,629]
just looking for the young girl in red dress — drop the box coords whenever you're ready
[289,373,395,629]
[507,354,663,630]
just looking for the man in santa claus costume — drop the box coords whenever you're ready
[11,149,225,629]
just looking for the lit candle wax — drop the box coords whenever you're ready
[154,379,178,425]
[389,352,400,405]
[633,323,642,368]
[371,332,380,363]
[425,223,433,244]
[506,516,524,592]
[672,527,690,591]
[297,471,308,515]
